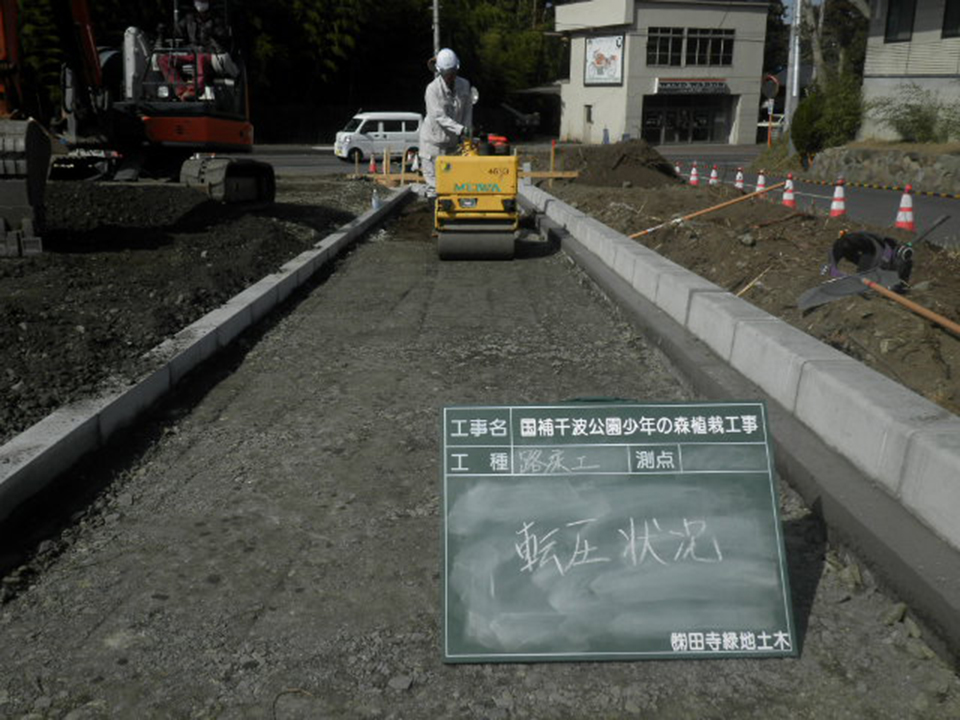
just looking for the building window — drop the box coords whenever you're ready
[944,0,960,38]
[685,29,735,66]
[647,27,683,66]
[885,0,917,42]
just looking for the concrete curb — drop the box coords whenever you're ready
[521,184,960,655]
[0,186,414,526]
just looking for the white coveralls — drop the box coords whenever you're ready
[419,73,473,198]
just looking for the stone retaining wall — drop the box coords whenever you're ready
[807,147,960,194]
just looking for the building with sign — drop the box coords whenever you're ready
[859,0,960,140]
[554,0,769,145]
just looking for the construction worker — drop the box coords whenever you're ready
[159,0,229,99]
[419,48,473,199]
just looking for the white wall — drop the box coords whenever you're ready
[861,0,960,139]
[558,0,767,144]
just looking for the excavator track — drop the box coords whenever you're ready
[180,156,276,204]
[0,119,51,256]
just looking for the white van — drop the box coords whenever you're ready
[334,112,422,162]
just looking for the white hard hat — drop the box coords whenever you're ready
[436,48,459,73]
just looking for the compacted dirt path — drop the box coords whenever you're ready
[0,201,957,719]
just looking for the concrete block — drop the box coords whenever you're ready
[280,254,310,278]
[545,197,581,227]
[899,420,960,551]
[520,185,548,211]
[270,270,301,304]
[687,292,780,361]
[290,249,324,285]
[630,252,685,303]
[612,241,646,285]
[584,220,620,266]
[196,299,253,348]
[795,361,949,493]
[654,269,725,326]
[571,216,614,257]
[317,232,349,254]
[231,277,280,323]
[729,319,849,412]
[176,320,220,369]
[98,365,172,441]
[0,401,103,524]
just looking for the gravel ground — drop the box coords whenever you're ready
[0,177,375,446]
[0,199,958,718]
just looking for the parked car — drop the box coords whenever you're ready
[334,111,422,163]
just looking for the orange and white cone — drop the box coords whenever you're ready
[368,154,377,173]
[709,165,719,186]
[756,170,766,193]
[689,163,700,186]
[895,184,916,231]
[782,173,797,208]
[734,167,744,191]
[830,178,846,217]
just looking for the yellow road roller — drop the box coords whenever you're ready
[435,141,519,260]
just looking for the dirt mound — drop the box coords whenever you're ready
[0,179,372,445]
[550,183,960,416]
[526,140,679,188]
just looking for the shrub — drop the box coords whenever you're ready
[867,84,959,143]
[817,71,863,147]
[790,92,825,157]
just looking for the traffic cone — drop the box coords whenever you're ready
[782,173,797,208]
[689,162,699,186]
[734,167,744,191]
[756,170,766,193]
[830,178,846,217]
[709,165,719,186]
[368,154,377,173]
[895,184,916,231]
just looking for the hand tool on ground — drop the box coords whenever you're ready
[797,216,960,337]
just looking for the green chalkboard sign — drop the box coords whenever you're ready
[441,401,796,663]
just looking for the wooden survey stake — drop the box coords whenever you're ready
[441,401,796,663]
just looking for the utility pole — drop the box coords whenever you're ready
[783,0,802,130]
[433,0,440,55]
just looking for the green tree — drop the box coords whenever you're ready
[763,0,788,73]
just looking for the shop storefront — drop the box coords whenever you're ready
[640,80,735,144]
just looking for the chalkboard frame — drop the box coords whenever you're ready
[441,401,797,663]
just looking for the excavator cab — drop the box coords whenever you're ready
[0,0,275,255]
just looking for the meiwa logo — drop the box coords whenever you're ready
[454,182,502,192]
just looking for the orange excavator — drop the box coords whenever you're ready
[0,0,275,256]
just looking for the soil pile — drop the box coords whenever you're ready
[0,178,373,445]
[525,140,679,188]
[550,182,960,415]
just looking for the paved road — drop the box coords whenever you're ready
[655,147,960,247]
